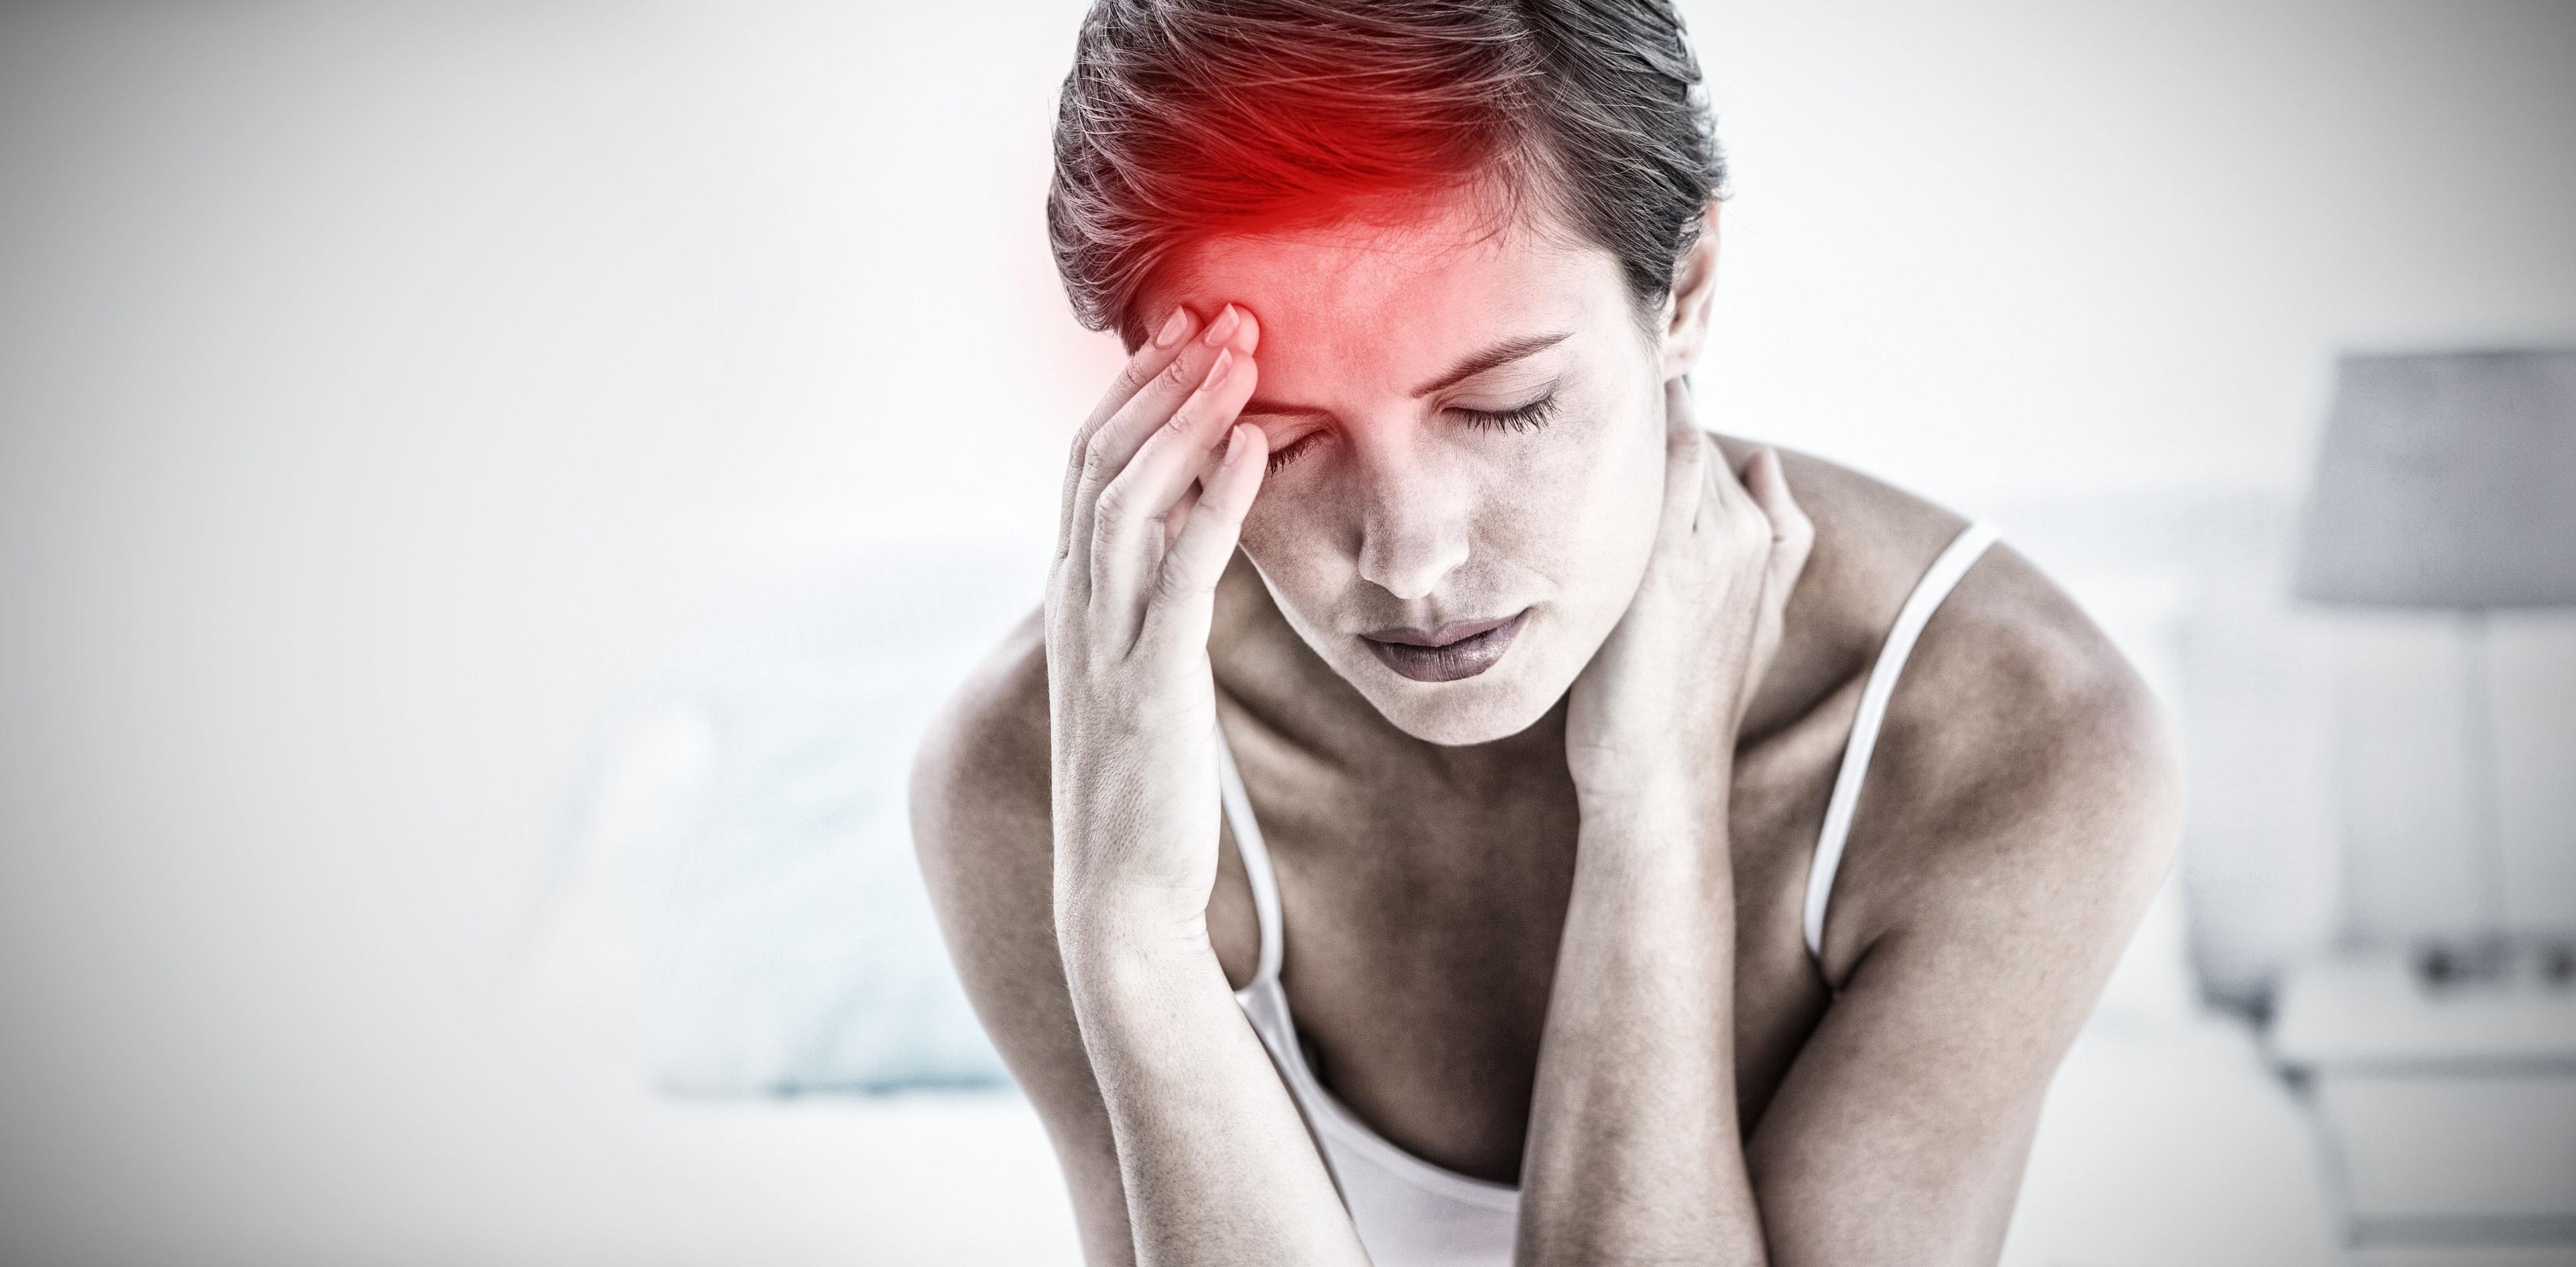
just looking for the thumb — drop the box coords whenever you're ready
[1739,446,1814,587]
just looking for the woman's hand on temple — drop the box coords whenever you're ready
[1045,303,1269,962]
[1564,376,1813,811]
[1038,307,1371,1267]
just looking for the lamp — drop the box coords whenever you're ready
[2292,348,2576,978]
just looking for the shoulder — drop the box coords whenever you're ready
[1874,538,2181,986]
[1887,537,2184,894]
[1733,470,2185,1233]
[1741,440,2182,984]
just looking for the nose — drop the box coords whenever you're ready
[1353,442,1470,602]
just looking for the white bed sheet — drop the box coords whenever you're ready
[2002,1013,2343,1267]
[496,1006,2333,1266]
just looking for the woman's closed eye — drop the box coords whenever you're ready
[1452,391,1558,435]
[1260,391,1560,476]
[1263,426,1326,476]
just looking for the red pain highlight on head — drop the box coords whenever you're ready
[1048,0,1729,350]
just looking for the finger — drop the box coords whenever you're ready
[1666,372,1701,437]
[1061,305,1205,566]
[1063,304,1260,577]
[1139,423,1269,656]
[1740,446,1816,585]
[1697,430,1750,534]
[1160,483,1201,560]
[1091,344,1258,618]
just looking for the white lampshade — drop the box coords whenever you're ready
[2292,348,2576,609]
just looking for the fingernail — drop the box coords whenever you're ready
[1153,307,1191,348]
[1204,347,1234,386]
[1202,304,1241,346]
[1222,424,1248,467]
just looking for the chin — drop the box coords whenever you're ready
[1349,650,1570,747]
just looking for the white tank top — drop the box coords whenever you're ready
[1214,517,2002,1267]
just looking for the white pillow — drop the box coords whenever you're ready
[524,654,1008,1094]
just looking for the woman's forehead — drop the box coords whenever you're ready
[1157,208,1625,395]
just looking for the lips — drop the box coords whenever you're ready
[1360,610,1529,683]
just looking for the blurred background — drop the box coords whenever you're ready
[1,3,2570,1264]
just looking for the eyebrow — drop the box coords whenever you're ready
[1238,330,1574,422]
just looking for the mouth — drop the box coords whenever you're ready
[1359,609,1529,683]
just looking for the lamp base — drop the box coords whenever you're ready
[2412,933,2576,991]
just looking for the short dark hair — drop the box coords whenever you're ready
[1047,0,1729,349]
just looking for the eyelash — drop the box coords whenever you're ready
[1262,393,1558,476]
[1456,393,1559,434]
[1265,436,1313,476]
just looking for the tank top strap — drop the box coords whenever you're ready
[1802,517,2003,966]
[1212,719,1285,990]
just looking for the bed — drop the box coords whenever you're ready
[490,999,2341,1266]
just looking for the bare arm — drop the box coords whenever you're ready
[1529,682,2176,1267]
[1518,790,1767,1264]
[916,673,1366,1267]
[1746,642,2181,1264]
[1519,383,1803,1265]
[1059,919,1363,1266]
[919,300,1368,1267]
[912,662,1137,1266]
[1520,374,2180,1264]
[1517,403,2180,1261]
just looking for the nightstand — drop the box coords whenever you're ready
[2267,948,2576,1267]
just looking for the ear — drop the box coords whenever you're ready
[1658,203,1721,380]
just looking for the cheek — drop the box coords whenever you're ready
[1234,495,1292,561]
[1471,407,1663,582]
[1234,497,1331,592]
[1518,436,1663,652]
[1593,417,1669,572]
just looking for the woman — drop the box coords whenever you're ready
[912,2,2180,1264]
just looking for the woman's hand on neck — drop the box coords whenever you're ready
[1562,377,1816,818]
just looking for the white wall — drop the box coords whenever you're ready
[0,2,2569,1260]
[1696,1,2576,505]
